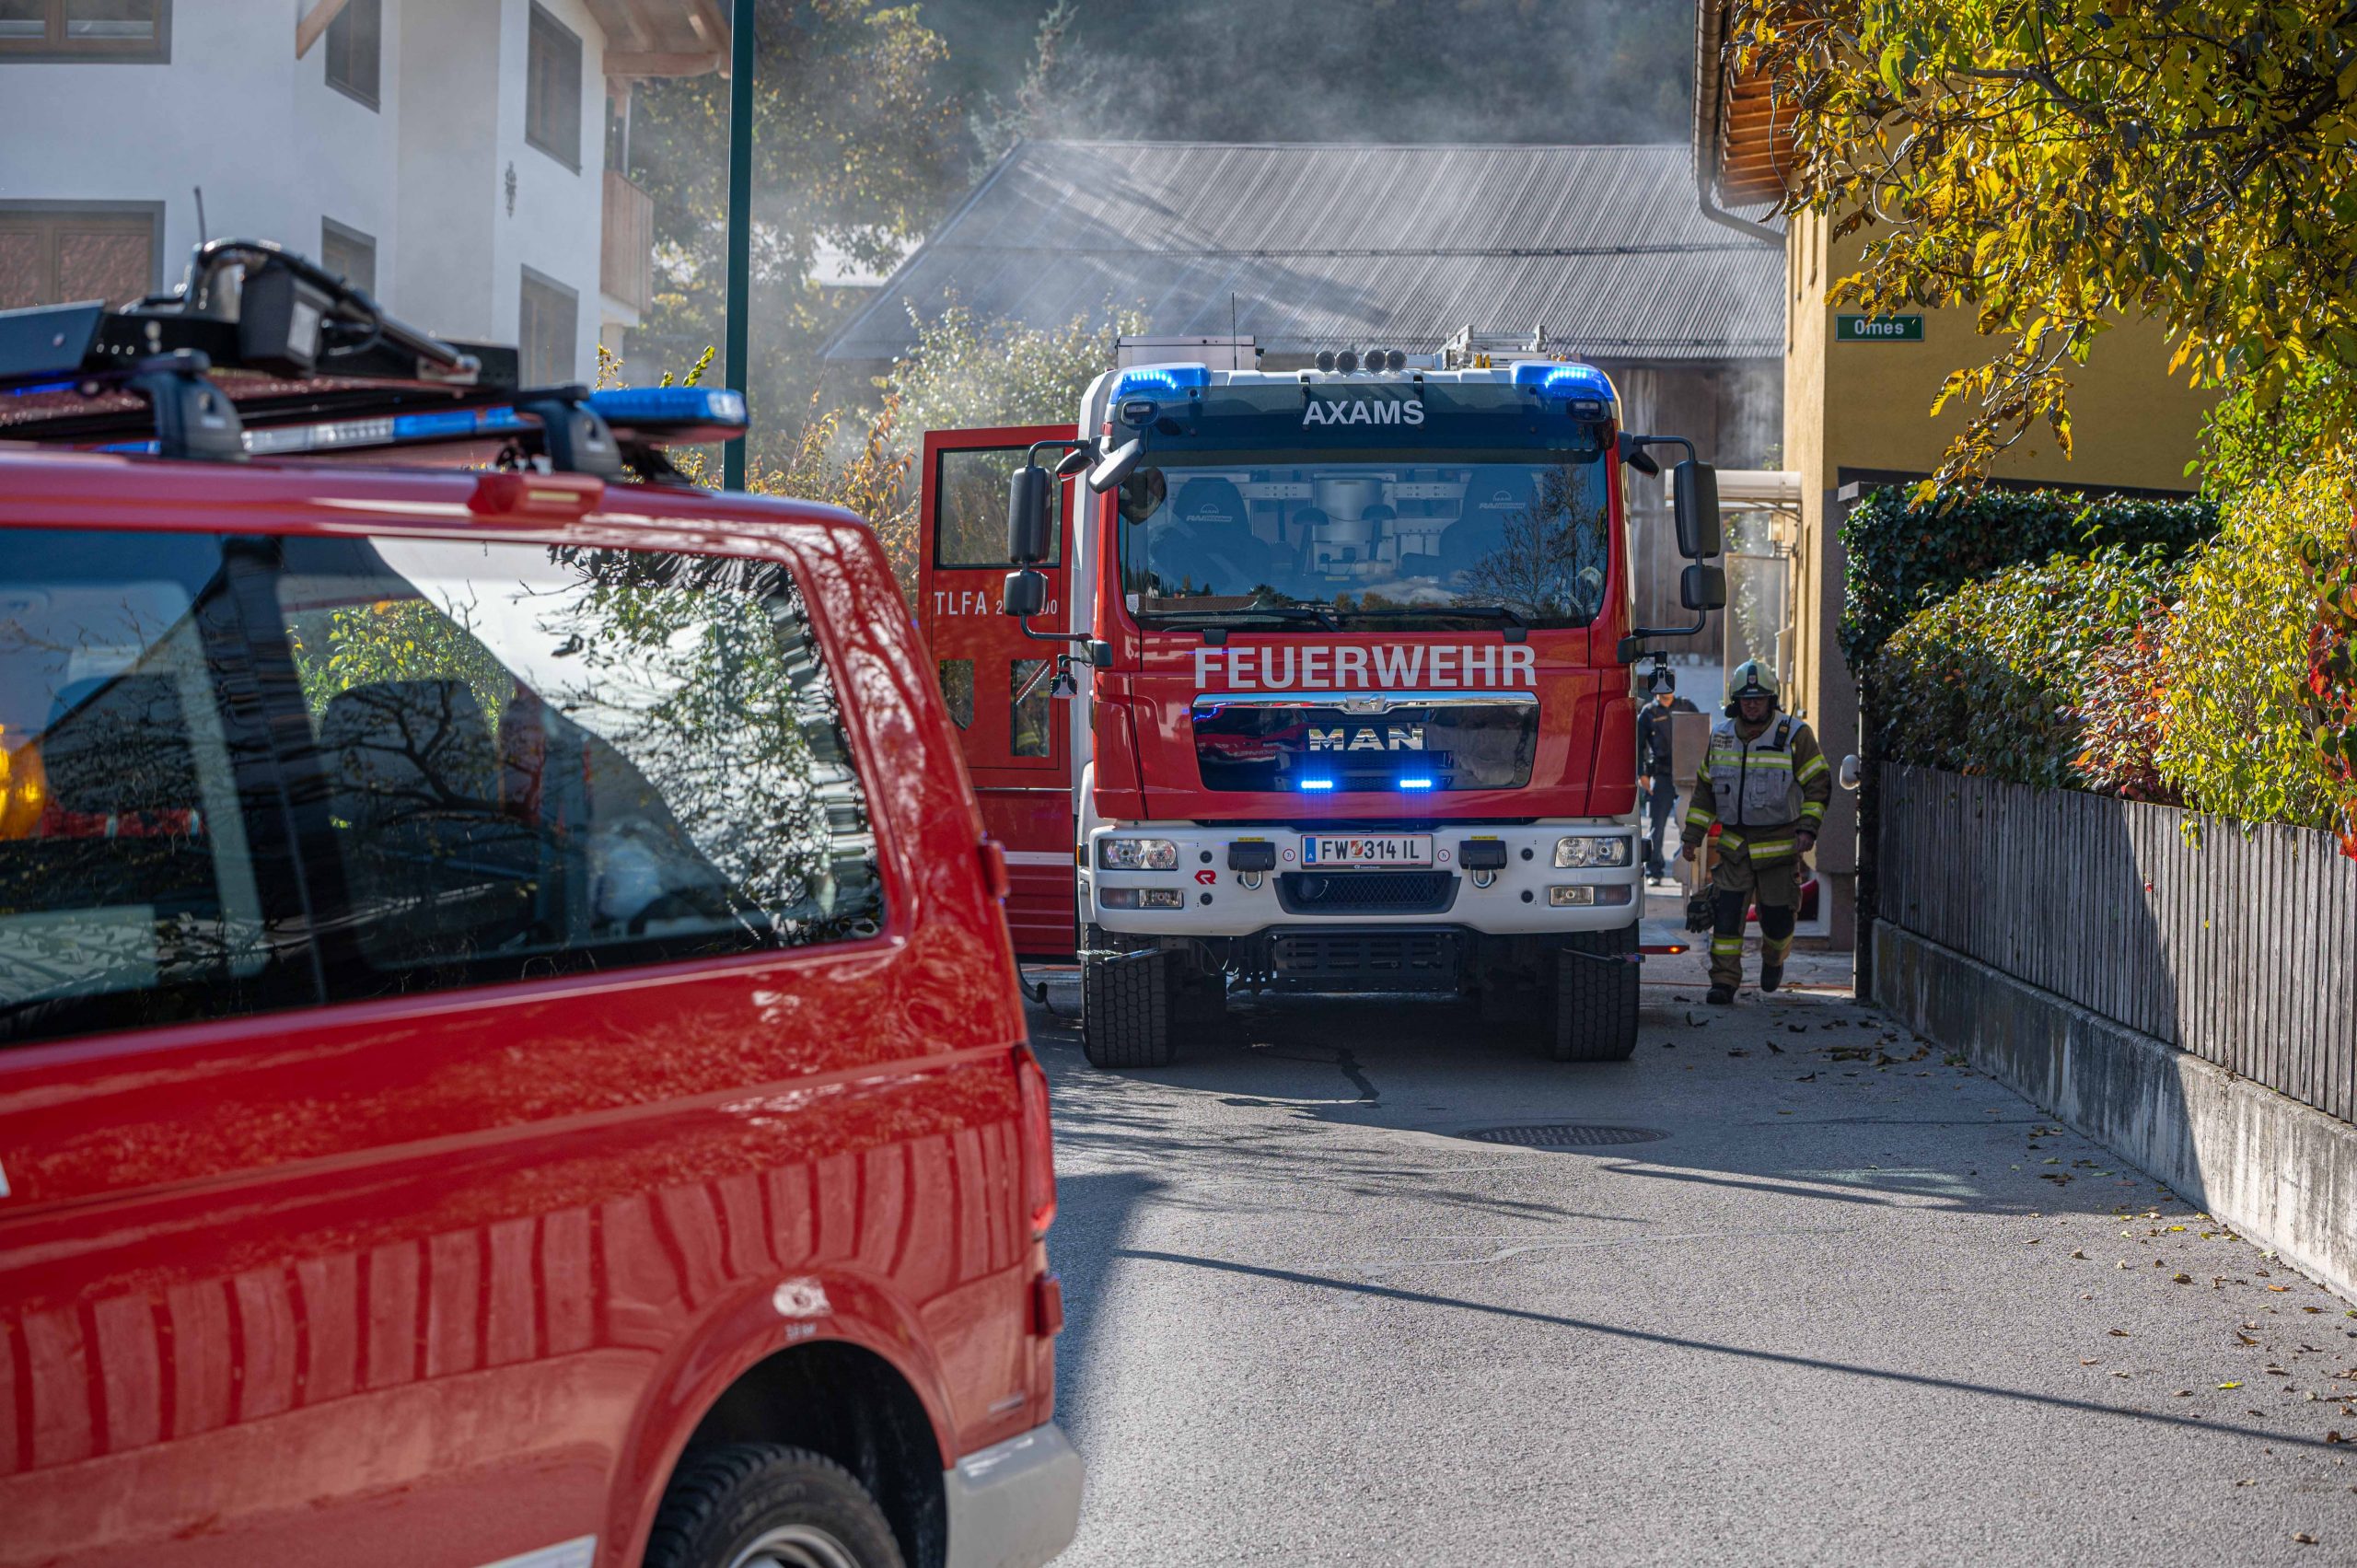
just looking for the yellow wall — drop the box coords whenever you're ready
[1782,210,2217,944]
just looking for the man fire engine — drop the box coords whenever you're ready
[917,348,1726,1068]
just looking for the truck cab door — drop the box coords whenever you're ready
[918,424,1079,958]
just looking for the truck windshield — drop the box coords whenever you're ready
[1116,451,1610,632]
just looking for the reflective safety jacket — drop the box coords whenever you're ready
[1680,711,1830,865]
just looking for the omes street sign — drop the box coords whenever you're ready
[1835,314,1924,343]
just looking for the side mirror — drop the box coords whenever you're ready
[1672,459,1722,558]
[1086,437,1144,494]
[1002,568,1048,619]
[1680,563,1727,612]
[1618,433,1661,477]
[1005,464,1053,564]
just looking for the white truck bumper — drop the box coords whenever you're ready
[1084,819,1643,938]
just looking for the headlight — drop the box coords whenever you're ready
[1098,837,1179,870]
[1553,836,1631,868]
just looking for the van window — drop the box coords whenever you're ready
[0,533,306,1045]
[273,537,887,999]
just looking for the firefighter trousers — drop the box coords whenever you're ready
[1707,830,1800,990]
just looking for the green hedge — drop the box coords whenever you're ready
[1870,548,2182,789]
[1840,487,2218,668]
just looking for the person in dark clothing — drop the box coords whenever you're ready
[1636,668,1700,883]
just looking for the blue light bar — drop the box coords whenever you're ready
[1111,363,1211,402]
[1397,777,1435,790]
[586,386,749,439]
[1298,778,1335,792]
[1511,361,1615,404]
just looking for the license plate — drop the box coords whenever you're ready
[1301,834,1434,867]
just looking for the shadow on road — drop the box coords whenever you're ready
[1118,1246,2347,1452]
[1028,981,2152,1228]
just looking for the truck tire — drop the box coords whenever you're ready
[1081,948,1173,1069]
[1548,928,1639,1063]
[644,1443,906,1568]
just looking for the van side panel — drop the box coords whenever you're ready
[0,504,1037,1568]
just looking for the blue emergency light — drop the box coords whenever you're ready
[586,386,749,442]
[1511,362,1615,414]
[1397,777,1435,791]
[1111,363,1211,402]
[1298,777,1336,792]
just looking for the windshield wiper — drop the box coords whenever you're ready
[1340,605,1529,628]
[1152,604,1341,631]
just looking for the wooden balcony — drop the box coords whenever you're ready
[600,168,654,316]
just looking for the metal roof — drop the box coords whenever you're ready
[825,141,1784,365]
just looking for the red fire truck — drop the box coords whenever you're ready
[918,348,1724,1067]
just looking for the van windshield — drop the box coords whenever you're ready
[1116,451,1611,633]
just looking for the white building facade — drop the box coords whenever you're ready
[0,0,719,382]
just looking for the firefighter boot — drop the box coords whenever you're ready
[1707,889,1747,1003]
[1759,902,1796,993]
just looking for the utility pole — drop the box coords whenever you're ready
[723,0,755,490]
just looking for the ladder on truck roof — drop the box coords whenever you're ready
[0,238,744,476]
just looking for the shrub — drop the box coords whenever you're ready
[2154,474,2348,830]
[1871,547,2182,789]
[1840,486,2217,668]
[2300,518,2357,854]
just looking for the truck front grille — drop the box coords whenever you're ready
[1267,931,1460,989]
[1276,869,1458,915]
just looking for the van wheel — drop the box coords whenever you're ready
[1081,948,1172,1068]
[1549,932,1638,1062]
[644,1444,904,1568]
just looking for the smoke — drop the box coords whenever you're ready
[927,0,1695,150]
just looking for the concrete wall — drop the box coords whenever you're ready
[1876,924,2357,1306]
[0,0,616,379]
[1780,211,2220,949]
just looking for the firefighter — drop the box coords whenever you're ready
[1678,660,1830,1004]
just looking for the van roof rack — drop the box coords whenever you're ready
[0,238,747,475]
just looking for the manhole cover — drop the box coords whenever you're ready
[1459,1124,1668,1148]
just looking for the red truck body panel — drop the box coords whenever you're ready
[916,425,1082,959]
[0,450,1060,1567]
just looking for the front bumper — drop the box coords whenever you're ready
[943,1422,1083,1568]
[1085,819,1642,937]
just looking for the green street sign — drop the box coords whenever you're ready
[1836,314,1924,343]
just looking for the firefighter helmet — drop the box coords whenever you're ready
[1725,659,1779,714]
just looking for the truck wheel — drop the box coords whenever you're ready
[644,1443,905,1568]
[1081,948,1173,1069]
[1549,931,1639,1063]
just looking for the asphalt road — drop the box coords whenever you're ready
[1029,942,2357,1567]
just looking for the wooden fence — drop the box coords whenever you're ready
[1875,763,2357,1125]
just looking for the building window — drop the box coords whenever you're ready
[319,217,376,294]
[0,0,169,61]
[0,203,158,311]
[525,3,583,172]
[322,0,379,108]
[518,267,578,386]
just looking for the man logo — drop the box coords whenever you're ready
[1301,399,1425,428]
[1307,726,1426,752]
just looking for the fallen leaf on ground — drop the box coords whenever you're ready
[2108,1329,2131,1337]
[2070,1249,2088,1259]
[2293,1533,2316,1545]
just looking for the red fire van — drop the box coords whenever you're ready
[0,248,1079,1568]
